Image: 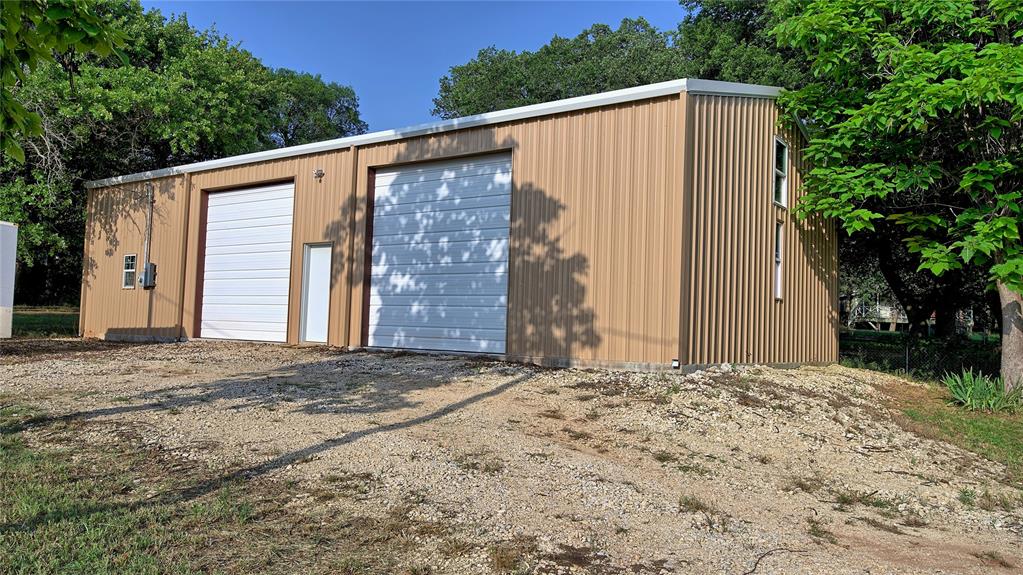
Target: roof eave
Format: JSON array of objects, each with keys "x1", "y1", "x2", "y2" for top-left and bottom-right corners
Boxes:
[{"x1": 85, "y1": 78, "x2": 782, "y2": 189}]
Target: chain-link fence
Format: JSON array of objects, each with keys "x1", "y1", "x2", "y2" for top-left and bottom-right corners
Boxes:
[{"x1": 838, "y1": 332, "x2": 1001, "y2": 380}]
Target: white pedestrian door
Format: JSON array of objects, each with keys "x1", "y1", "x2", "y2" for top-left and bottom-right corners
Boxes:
[
  {"x1": 369, "y1": 153, "x2": 512, "y2": 353},
  {"x1": 301, "y1": 244, "x2": 331, "y2": 343},
  {"x1": 200, "y1": 182, "x2": 294, "y2": 342}
]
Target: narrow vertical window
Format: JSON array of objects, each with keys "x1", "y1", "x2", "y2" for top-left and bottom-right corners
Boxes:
[
  {"x1": 774, "y1": 137, "x2": 788, "y2": 206},
  {"x1": 774, "y1": 222, "x2": 783, "y2": 300},
  {"x1": 123, "y1": 254, "x2": 137, "y2": 289}
]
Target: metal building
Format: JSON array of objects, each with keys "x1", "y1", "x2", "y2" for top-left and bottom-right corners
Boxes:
[{"x1": 81, "y1": 79, "x2": 838, "y2": 369}]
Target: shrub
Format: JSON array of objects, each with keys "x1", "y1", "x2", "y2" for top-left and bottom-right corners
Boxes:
[{"x1": 942, "y1": 369, "x2": 1022, "y2": 413}]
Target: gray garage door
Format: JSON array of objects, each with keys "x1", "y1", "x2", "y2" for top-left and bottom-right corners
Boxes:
[{"x1": 368, "y1": 154, "x2": 511, "y2": 353}]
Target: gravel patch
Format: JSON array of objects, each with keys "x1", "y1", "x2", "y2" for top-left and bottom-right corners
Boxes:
[{"x1": 2, "y1": 339, "x2": 1020, "y2": 574}]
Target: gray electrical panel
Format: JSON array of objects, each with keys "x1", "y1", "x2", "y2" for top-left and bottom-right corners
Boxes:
[{"x1": 140, "y1": 262, "x2": 157, "y2": 289}]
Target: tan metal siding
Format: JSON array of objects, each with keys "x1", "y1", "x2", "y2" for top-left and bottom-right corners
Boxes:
[
  {"x1": 185, "y1": 149, "x2": 356, "y2": 346},
  {"x1": 350, "y1": 96, "x2": 684, "y2": 365},
  {"x1": 681, "y1": 95, "x2": 838, "y2": 365},
  {"x1": 81, "y1": 90, "x2": 837, "y2": 367},
  {"x1": 80, "y1": 174, "x2": 188, "y2": 340}
]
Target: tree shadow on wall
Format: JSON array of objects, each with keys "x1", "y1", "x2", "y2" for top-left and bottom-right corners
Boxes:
[
  {"x1": 795, "y1": 210, "x2": 840, "y2": 339},
  {"x1": 7, "y1": 130, "x2": 608, "y2": 530},
  {"x1": 80, "y1": 178, "x2": 180, "y2": 292},
  {"x1": 332, "y1": 132, "x2": 600, "y2": 362}
]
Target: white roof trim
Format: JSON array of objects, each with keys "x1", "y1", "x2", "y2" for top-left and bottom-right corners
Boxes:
[
  {"x1": 684, "y1": 79, "x2": 782, "y2": 98},
  {"x1": 86, "y1": 78, "x2": 781, "y2": 189}
]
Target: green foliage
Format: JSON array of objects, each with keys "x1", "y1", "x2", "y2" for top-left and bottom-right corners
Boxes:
[
  {"x1": 1, "y1": 1, "x2": 366, "y2": 305},
  {"x1": 674, "y1": 0, "x2": 810, "y2": 88},
  {"x1": 942, "y1": 369, "x2": 1022, "y2": 412},
  {"x1": 0, "y1": 167, "x2": 74, "y2": 267},
  {"x1": 432, "y1": 18, "x2": 681, "y2": 119},
  {"x1": 270, "y1": 68, "x2": 368, "y2": 147},
  {"x1": 772, "y1": 0, "x2": 1023, "y2": 294},
  {"x1": 432, "y1": 1, "x2": 810, "y2": 118},
  {"x1": 0, "y1": 0, "x2": 126, "y2": 162}
]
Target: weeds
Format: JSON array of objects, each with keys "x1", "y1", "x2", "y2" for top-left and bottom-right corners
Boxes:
[
  {"x1": 973, "y1": 551, "x2": 1015, "y2": 569},
  {"x1": 900, "y1": 515, "x2": 929, "y2": 528},
  {"x1": 805, "y1": 517, "x2": 838, "y2": 544},
  {"x1": 678, "y1": 494, "x2": 728, "y2": 531},
  {"x1": 959, "y1": 488, "x2": 977, "y2": 507},
  {"x1": 678, "y1": 494, "x2": 714, "y2": 514},
  {"x1": 785, "y1": 475, "x2": 823, "y2": 494},
  {"x1": 454, "y1": 450, "x2": 505, "y2": 474},
  {"x1": 676, "y1": 459, "x2": 713, "y2": 477},
  {"x1": 652, "y1": 450, "x2": 678, "y2": 464},
  {"x1": 942, "y1": 370, "x2": 1022, "y2": 413},
  {"x1": 562, "y1": 427, "x2": 592, "y2": 441},
  {"x1": 978, "y1": 489, "x2": 1021, "y2": 512},
  {"x1": 858, "y1": 516, "x2": 904, "y2": 535},
  {"x1": 830, "y1": 488, "x2": 898, "y2": 512},
  {"x1": 539, "y1": 408, "x2": 565, "y2": 420},
  {"x1": 489, "y1": 535, "x2": 538, "y2": 573},
  {"x1": 439, "y1": 538, "x2": 473, "y2": 557}
]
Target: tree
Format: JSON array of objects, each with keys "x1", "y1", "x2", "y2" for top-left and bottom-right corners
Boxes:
[
  {"x1": 1, "y1": 0, "x2": 126, "y2": 163},
  {"x1": 432, "y1": 18, "x2": 680, "y2": 118},
  {"x1": 431, "y1": 2, "x2": 812, "y2": 119},
  {"x1": 1, "y1": 1, "x2": 368, "y2": 305},
  {"x1": 270, "y1": 69, "x2": 368, "y2": 147},
  {"x1": 772, "y1": 0, "x2": 1023, "y2": 387},
  {"x1": 673, "y1": 0, "x2": 809, "y2": 89}
]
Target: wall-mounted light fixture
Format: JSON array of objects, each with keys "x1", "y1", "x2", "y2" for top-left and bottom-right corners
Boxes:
[{"x1": 313, "y1": 168, "x2": 325, "y2": 181}]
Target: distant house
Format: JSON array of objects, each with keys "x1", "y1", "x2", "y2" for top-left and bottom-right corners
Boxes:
[
  {"x1": 80, "y1": 79, "x2": 837, "y2": 369},
  {"x1": 842, "y1": 294, "x2": 909, "y2": 331}
]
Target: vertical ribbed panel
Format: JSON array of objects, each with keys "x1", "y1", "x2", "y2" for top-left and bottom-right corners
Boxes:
[
  {"x1": 351, "y1": 96, "x2": 684, "y2": 365},
  {"x1": 80, "y1": 174, "x2": 188, "y2": 340},
  {"x1": 185, "y1": 149, "x2": 355, "y2": 346},
  {"x1": 83, "y1": 91, "x2": 836, "y2": 366},
  {"x1": 681, "y1": 95, "x2": 838, "y2": 365}
]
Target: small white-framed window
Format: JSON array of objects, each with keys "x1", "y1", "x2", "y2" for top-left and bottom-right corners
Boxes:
[
  {"x1": 774, "y1": 222, "x2": 783, "y2": 300},
  {"x1": 774, "y1": 137, "x2": 788, "y2": 207},
  {"x1": 122, "y1": 254, "x2": 137, "y2": 289}
]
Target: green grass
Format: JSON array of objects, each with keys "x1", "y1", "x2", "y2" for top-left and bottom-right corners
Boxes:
[
  {"x1": 885, "y1": 382, "x2": 1023, "y2": 484},
  {"x1": 902, "y1": 404, "x2": 1023, "y2": 482},
  {"x1": 11, "y1": 307, "x2": 79, "y2": 337},
  {"x1": 0, "y1": 404, "x2": 438, "y2": 574},
  {"x1": 0, "y1": 405, "x2": 234, "y2": 574}
]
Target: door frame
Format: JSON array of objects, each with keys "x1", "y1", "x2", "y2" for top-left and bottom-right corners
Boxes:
[
  {"x1": 300, "y1": 242, "x2": 333, "y2": 343},
  {"x1": 194, "y1": 179, "x2": 295, "y2": 339},
  {"x1": 361, "y1": 152, "x2": 514, "y2": 353}
]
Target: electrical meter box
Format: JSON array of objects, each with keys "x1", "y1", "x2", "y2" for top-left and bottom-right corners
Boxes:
[{"x1": 140, "y1": 262, "x2": 157, "y2": 289}]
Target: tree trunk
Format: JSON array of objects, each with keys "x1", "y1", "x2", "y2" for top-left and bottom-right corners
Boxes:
[{"x1": 997, "y1": 281, "x2": 1023, "y2": 391}]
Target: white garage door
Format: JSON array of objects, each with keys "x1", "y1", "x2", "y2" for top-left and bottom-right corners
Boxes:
[
  {"x1": 369, "y1": 154, "x2": 511, "y2": 353},
  {"x1": 201, "y1": 182, "x2": 294, "y2": 342}
]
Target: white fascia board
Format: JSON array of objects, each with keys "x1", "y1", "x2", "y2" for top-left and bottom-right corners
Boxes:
[
  {"x1": 86, "y1": 78, "x2": 780, "y2": 189},
  {"x1": 683, "y1": 79, "x2": 782, "y2": 98}
]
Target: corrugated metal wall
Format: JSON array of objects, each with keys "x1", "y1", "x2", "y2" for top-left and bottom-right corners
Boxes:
[
  {"x1": 80, "y1": 174, "x2": 188, "y2": 340},
  {"x1": 185, "y1": 149, "x2": 355, "y2": 345},
  {"x1": 680, "y1": 95, "x2": 838, "y2": 365},
  {"x1": 352, "y1": 95, "x2": 684, "y2": 365},
  {"x1": 82, "y1": 91, "x2": 836, "y2": 367}
]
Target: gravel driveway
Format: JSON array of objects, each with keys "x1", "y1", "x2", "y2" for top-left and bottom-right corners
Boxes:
[{"x1": 2, "y1": 339, "x2": 1020, "y2": 574}]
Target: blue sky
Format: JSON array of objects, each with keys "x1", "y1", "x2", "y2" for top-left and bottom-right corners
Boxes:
[{"x1": 141, "y1": 1, "x2": 686, "y2": 130}]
